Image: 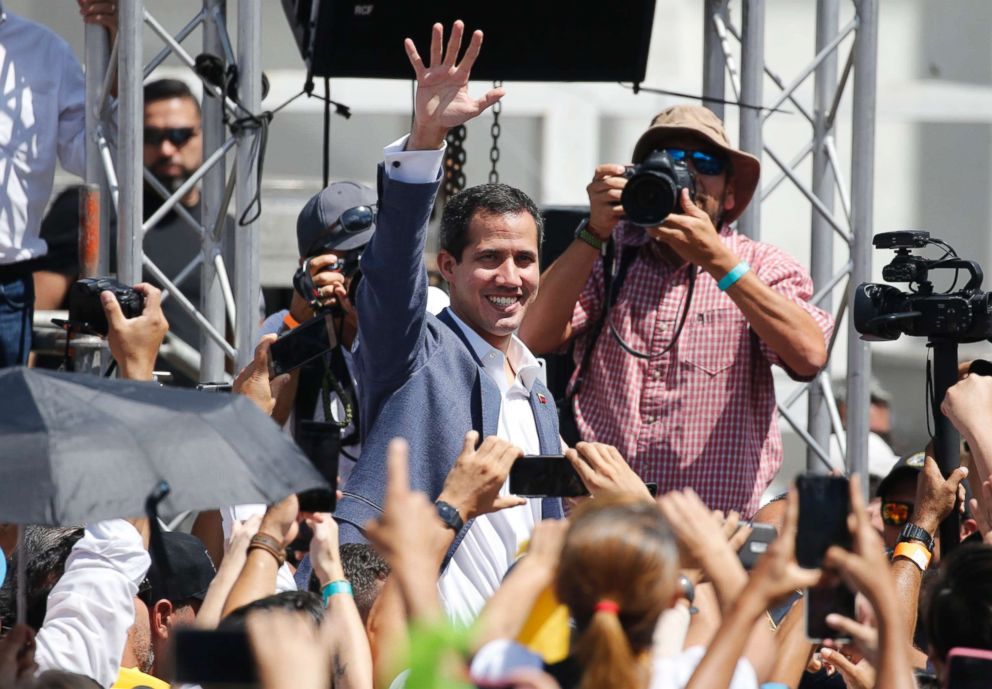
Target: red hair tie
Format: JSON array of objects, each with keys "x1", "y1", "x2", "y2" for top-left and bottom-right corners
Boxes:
[{"x1": 595, "y1": 599, "x2": 620, "y2": 615}]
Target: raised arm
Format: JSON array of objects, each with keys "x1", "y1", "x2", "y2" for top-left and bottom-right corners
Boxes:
[{"x1": 356, "y1": 21, "x2": 503, "y2": 385}]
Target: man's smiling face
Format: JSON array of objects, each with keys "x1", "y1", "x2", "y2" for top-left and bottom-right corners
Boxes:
[{"x1": 437, "y1": 209, "x2": 540, "y2": 351}]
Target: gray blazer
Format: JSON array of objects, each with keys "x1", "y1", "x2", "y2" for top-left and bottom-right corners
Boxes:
[{"x1": 334, "y1": 167, "x2": 563, "y2": 551}]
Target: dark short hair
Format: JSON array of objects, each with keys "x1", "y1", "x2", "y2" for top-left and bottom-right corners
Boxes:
[
  {"x1": 341, "y1": 544, "x2": 390, "y2": 618},
  {"x1": 0, "y1": 526, "x2": 84, "y2": 630},
  {"x1": 144, "y1": 78, "x2": 201, "y2": 114},
  {"x1": 925, "y1": 543, "x2": 992, "y2": 662},
  {"x1": 220, "y1": 591, "x2": 324, "y2": 630},
  {"x1": 439, "y1": 184, "x2": 543, "y2": 262}
]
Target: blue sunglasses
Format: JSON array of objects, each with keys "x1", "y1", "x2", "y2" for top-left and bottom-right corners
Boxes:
[{"x1": 664, "y1": 148, "x2": 727, "y2": 176}]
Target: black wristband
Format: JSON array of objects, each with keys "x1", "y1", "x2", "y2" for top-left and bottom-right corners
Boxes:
[{"x1": 435, "y1": 500, "x2": 465, "y2": 533}]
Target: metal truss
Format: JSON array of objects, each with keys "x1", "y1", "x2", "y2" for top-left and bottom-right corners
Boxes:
[
  {"x1": 703, "y1": 0, "x2": 879, "y2": 487},
  {"x1": 84, "y1": 0, "x2": 262, "y2": 379}
]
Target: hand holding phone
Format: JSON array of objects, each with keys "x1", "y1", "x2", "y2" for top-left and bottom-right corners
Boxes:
[
  {"x1": 269, "y1": 312, "x2": 337, "y2": 377},
  {"x1": 795, "y1": 474, "x2": 851, "y2": 569},
  {"x1": 510, "y1": 455, "x2": 589, "y2": 498}
]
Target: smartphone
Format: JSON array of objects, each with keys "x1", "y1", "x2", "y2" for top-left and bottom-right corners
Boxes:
[
  {"x1": 295, "y1": 420, "x2": 339, "y2": 512},
  {"x1": 510, "y1": 455, "x2": 589, "y2": 498},
  {"x1": 268, "y1": 312, "x2": 336, "y2": 377},
  {"x1": 172, "y1": 628, "x2": 257, "y2": 684},
  {"x1": 795, "y1": 474, "x2": 851, "y2": 569},
  {"x1": 945, "y1": 648, "x2": 992, "y2": 689},
  {"x1": 738, "y1": 523, "x2": 777, "y2": 570},
  {"x1": 805, "y1": 580, "x2": 856, "y2": 642}
]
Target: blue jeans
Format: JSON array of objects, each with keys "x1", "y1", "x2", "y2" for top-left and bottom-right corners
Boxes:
[{"x1": 0, "y1": 273, "x2": 34, "y2": 367}]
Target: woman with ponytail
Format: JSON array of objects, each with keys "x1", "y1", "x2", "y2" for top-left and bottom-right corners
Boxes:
[{"x1": 470, "y1": 497, "x2": 761, "y2": 689}]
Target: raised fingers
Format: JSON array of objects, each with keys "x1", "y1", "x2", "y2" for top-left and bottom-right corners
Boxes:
[
  {"x1": 454, "y1": 29, "x2": 485, "y2": 80},
  {"x1": 429, "y1": 22, "x2": 444, "y2": 68},
  {"x1": 443, "y1": 20, "x2": 464, "y2": 67},
  {"x1": 404, "y1": 38, "x2": 425, "y2": 79}
]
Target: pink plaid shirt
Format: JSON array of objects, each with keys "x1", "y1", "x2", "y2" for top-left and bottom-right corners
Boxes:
[{"x1": 569, "y1": 223, "x2": 833, "y2": 517}]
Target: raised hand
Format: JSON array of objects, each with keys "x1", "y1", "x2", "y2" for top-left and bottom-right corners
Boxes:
[{"x1": 405, "y1": 21, "x2": 505, "y2": 150}]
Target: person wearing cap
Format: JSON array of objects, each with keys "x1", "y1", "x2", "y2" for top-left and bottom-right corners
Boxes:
[
  {"x1": 520, "y1": 105, "x2": 834, "y2": 518},
  {"x1": 114, "y1": 531, "x2": 215, "y2": 689}
]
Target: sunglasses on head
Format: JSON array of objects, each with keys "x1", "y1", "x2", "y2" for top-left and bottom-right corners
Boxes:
[
  {"x1": 663, "y1": 148, "x2": 727, "y2": 176},
  {"x1": 144, "y1": 127, "x2": 197, "y2": 147},
  {"x1": 305, "y1": 204, "x2": 376, "y2": 257},
  {"x1": 881, "y1": 500, "x2": 914, "y2": 526}
]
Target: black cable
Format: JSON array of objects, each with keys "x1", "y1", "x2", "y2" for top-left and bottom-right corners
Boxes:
[
  {"x1": 925, "y1": 346, "x2": 935, "y2": 441},
  {"x1": 617, "y1": 82, "x2": 792, "y2": 115},
  {"x1": 609, "y1": 265, "x2": 697, "y2": 359},
  {"x1": 323, "y1": 76, "x2": 331, "y2": 188}
]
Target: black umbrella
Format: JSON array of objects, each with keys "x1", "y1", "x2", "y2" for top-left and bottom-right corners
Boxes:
[{"x1": 0, "y1": 367, "x2": 328, "y2": 525}]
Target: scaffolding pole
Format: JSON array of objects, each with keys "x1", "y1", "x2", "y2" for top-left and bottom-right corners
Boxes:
[
  {"x1": 703, "y1": 0, "x2": 728, "y2": 119},
  {"x1": 117, "y1": 0, "x2": 144, "y2": 286},
  {"x1": 235, "y1": 0, "x2": 262, "y2": 371},
  {"x1": 737, "y1": 0, "x2": 764, "y2": 241},
  {"x1": 847, "y1": 0, "x2": 879, "y2": 495},
  {"x1": 807, "y1": 0, "x2": 840, "y2": 472},
  {"x1": 200, "y1": 0, "x2": 228, "y2": 382}
]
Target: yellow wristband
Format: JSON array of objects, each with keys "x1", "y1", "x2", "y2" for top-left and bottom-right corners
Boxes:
[{"x1": 893, "y1": 541, "x2": 931, "y2": 571}]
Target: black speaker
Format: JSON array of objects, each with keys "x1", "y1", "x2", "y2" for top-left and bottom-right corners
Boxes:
[
  {"x1": 539, "y1": 205, "x2": 589, "y2": 401},
  {"x1": 281, "y1": 0, "x2": 656, "y2": 83}
]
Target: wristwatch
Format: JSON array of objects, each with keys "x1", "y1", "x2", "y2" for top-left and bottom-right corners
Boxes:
[
  {"x1": 678, "y1": 574, "x2": 699, "y2": 615},
  {"x1": 574, "y1": 218, "x2": 605, "y2": 251},
  {"x1": 435, "y1": 500, "x2": 465, "y2": 533},
  {"x1": 898, "y1": 522, "x2": 935, "y2": 553}
]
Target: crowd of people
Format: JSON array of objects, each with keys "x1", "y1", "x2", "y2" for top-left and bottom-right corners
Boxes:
[{"x1": 2, "y1": 5, "x2": 992, "y2": 689}]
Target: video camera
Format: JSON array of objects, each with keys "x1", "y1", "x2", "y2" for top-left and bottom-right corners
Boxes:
[
  {"x1": 620, "y1": 150, "x2": 697, "y2": 227},
  {"x1": 853, "y1": 231, "x2": 992, "y2": 343}
]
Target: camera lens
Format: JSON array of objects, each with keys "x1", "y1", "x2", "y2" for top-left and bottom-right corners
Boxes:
[{"x1": 622, "y1": 172, "x2": 678, "y2": 227}]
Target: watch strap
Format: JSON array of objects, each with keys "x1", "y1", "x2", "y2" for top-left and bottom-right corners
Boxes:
[
  {"x1": 435, "y1": 500, "x2": 465, "y2": 532},
  {"x1": 574, "y1": 218, "x2": 605, "y2": 251},
  {"x1": 898, "y1": 522, "x2": 935, "y2": 552}
]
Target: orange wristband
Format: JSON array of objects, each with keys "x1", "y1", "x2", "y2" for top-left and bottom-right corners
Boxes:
[
  {"x1": 893, "y1": 541, "x2": 931, "y2": 571},
  {"x1": 282, "y1": 312, "x2": 301, "y2": 331}
]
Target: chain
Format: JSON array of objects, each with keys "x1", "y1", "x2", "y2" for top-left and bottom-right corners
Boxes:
[
  {"x1": 488, "y1": 80, "x2": 502, "y2": 184},
  {"x1": 443, "y1": 125, "x2": 468, "y2": 199}
]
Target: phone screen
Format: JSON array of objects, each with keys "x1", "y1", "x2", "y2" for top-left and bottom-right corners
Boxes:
[
  {"x1": 510, "y1": 455, "x2": 589, "y2": 498},
  {"x1": 269, "y1": 312, "x2": 336, "y2": 377},
  {"x1": 795, "y1": 474, "x2": 851, "y2": 569},
  {"x1": 946, "y1": 650, "x2": 992, "y2": 689},
  {"x1": 805, "y1": 581, "x2": 856, "y2": 642},
  {"x1": 172, "y1": 628, "x2": 257, "y2": 685}
]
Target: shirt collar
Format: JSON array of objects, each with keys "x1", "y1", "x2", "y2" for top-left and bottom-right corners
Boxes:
[{"x1": 443, "y1": 308, "x2": 542, "y2": 390}]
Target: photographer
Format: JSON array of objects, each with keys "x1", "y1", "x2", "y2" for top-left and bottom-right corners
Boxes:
[{"x1": 520, "y1": 105, "x2": 833, "y2": 517}]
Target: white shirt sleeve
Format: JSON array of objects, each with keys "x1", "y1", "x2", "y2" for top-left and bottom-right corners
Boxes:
[
  {"x1": 56, "y1": 44, "x2": 86, "y2": 177},
  {"x1": 383, "y1": 135, "x2": 445, "y2": 184},
  {"x1": 34, "y1": 520, "x2": 151, "y2": 689}
]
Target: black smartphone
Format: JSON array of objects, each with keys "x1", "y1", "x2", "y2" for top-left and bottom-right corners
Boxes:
[
  {"x1": 738, "y1": 523, "x2": 777, "y2": 570},
  {"x1": 295, "y1": 420, "x2": 339, "y2": 513},
  {"x1": 510, "y1": 455, "x2": 589, "y2": 498},
  {"x1": 805, "y1": 580, "x2": 856, "y2": 642},
  {"x1": 945, "y1": 648, "x2": 992, "y2": 689},
  {"x1": 795, "y1": 474, "x2": 851, "y2": 569},
  {"x1": 269, "y1": 312, "x2": 336, "y2": 377},
  {"x1": 172, "y1": 628, "x2": 257, "y2": 685}
]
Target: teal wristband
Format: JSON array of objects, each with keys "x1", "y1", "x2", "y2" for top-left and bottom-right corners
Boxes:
[
  {"x1": 718, "y1": 261, "x2": 750, "y2": 291},
  {"x1": 321, "y1": 579, "x2": 353, "y2": 606}
]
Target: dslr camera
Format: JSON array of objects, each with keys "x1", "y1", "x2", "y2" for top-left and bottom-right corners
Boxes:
[
  {"x1": 853, "y1": 231, "x2": 992, "y2": 342},
  {"x1": 620, "y1": 150, "x2": 697, "y2": 227},
  {"x1": 66, "y1": 277, "x2": 144, "y2": 336}
]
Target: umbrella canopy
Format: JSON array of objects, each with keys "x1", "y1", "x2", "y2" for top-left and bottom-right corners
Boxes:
[{"x1": 0, "y1": 367, "x2": 328, "y2": 525}]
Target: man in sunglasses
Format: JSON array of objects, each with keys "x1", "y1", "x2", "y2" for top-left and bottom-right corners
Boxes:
[
  {"x1": 520, "y1": 105, "x2": 834, "y2": 519},
  {"x1": 36, "y1": 79, "x2": 237, "y2": 383}
]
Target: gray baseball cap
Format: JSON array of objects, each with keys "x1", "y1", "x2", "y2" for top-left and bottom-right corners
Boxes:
[{"x1": 296, "y1": 181, "x2": 377, "y2": 257}]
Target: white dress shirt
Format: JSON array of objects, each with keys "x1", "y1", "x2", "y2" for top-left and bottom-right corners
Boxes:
[
  {"x1": 34, "y1": 520, "x2": 151, "y2": 689},
  {"x1": 382, "y1": 135, "x2": 545, "y2": 624},
  {"x1": 0, "y1": 10, "x2": 86, "y2": 264}
]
